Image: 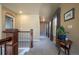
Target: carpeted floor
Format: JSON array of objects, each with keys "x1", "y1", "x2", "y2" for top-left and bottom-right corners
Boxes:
[
  {"x1": 26, "y1": 36, "x2": 79, "y2": 55},
  {"x1": 26, "y1": 36, "x2": 58, "y2": 55},
  {"x1": 1, "y1": 36, "x2": 79, "y2": 55}
]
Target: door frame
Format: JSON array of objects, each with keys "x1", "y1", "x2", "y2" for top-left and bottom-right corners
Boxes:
[{"x1": 51, "y1": 7, "x2": 61, "y2": 41}]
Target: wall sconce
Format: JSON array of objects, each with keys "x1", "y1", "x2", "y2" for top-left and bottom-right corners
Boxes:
[{"x1": 68, "y1": 25, "x2": 72, "y2": 29}]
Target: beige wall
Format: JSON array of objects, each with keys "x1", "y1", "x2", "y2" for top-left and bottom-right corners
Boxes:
[
  {"x1": 2, "y1": 6, "x2": 17, "y2": 30},
  {"x1": 16, "y1": 14, "x2": 40, "y2": 41},
  {"x1": 0, "y1": 5, "x2": 17, "y2": 39},
  {"x1": 60, "y1": 4, "x2": 79, "y2": 50},
  {"x1": 0, "y1": 4, "x2": 2, "y2": 39},
  {"x1": 0, "y1": 5, "x2": 40, "y2": 41}
]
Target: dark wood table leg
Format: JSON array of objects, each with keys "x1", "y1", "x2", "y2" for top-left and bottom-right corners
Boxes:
[
  {"x1": 4, "y1": 43, "x2": 6, "y2": 55},
  {"x1": 58, "y1": 46, "x2": 61, "y2": 55},
  {"x1": 67, "y1": 49, "x2": 70, "y2": 55},
  {"x1": 0, "y1": 45, "x2": 2, "y2": 55}
]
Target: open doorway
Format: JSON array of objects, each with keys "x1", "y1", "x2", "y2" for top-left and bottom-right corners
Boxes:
[{"x1": 40, "y1": 22, "x2": 46, "y2": 36}]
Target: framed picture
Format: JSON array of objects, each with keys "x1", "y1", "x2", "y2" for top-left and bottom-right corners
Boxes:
[{"x1": 64, "y1": 8, "x2": 75, "y2": 21}]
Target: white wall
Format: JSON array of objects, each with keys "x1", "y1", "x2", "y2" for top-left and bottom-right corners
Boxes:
[
  {"x1": 16, "y1": 14, "x2": 40, "y2": 41},
  {"x1": 0, "y1": 4, "x2": 2, "y2": 39}
]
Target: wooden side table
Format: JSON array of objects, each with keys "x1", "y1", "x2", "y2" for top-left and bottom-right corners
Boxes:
[{"x1": 56, "y1": 39, "x2": 72, "y2": 55}]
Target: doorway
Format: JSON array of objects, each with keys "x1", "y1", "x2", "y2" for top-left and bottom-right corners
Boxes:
[{"x1": 40, "y1": 22, "x2": 47, "y2": 36}]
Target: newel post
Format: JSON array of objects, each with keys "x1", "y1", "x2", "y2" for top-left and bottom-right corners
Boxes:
[{"x1": 30, "y1": 29, "x2": 33, "y2": 48}]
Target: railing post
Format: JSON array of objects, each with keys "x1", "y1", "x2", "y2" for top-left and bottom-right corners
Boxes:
[
  {"x1": 3, "y1": 29, "x2": 18, "y2": 55},
  {"x1": 30, "y1": 29, "x2": 33, "y2": 48}
]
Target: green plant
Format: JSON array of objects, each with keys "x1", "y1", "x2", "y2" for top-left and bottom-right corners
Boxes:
[{"x1": 56, "y1": 26, "x2": 67, "y2": 36}]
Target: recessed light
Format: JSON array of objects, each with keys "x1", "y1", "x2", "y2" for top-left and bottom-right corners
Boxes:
[
  {"x1": 19, "y1": 11, "x2": 23, "y2": 14},
  {"x1": 42, "y1": 17, "x2": 45, "y2": 22}
]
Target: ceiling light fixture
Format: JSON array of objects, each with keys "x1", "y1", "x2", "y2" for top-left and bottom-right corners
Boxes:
[
  {"x1": 19, "y1": 11, "x2": 23, "y2": 14},
  {"x1": 42, "y1": 17, "x2": 45, "y2": 22}
]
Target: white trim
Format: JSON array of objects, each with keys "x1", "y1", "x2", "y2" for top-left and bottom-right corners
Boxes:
[
  {"x1": 18, "y1": 39, "x2": 40, "y2": 42},
  {"x1": 5, "y1": 14, "x2": 15, "y2": 28},
  {"x1": 5, "y1": 14, "x2": 14, "y2": 18}
]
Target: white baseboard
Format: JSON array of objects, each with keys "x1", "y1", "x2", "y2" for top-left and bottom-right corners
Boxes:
[{"x1": 18, "y1": 38, "x2": 40, "y2": 42}]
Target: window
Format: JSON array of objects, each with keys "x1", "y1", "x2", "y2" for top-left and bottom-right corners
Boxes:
[{"x1": 5, "y1": 16, "x2": 13, "y2": 29}]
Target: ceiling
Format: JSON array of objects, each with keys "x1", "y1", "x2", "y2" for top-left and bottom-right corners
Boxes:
[{"x1": 2, "y1": 3, "x2": 60, "y2": 22}]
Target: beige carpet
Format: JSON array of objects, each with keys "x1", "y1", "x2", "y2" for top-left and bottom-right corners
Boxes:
[
  {"x1": 25, "y1": 36, "x2": 79, "y2": 55},
  {"x1": 26, "y1": 36, "x2": 58, "y2": 55}
]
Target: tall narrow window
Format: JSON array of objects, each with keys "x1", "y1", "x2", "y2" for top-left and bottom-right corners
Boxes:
[{"x1": 5, "y1": 16, "x2": 13, "y2": 29}]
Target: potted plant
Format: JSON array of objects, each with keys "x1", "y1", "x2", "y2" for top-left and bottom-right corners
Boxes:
[{"x1": 56, "y1": 26, "x2": 68, "y2": 41}]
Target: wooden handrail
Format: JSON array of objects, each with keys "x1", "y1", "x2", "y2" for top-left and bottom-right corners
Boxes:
[
  {"x1": 0, "y1": 35, "x2": 13, "y2": 55},
  {"x1": 18, "y1": 31, "x2": 30, "y2": 33},
  {"x1": 2, "y1": 29, "x2": 18, "y2": 55},
  {"x1": 18, "y1": 29, "x2": 33, "y2": 48},
  {"x1": 0, "y1": 35, "x2": 12, "y2": 45},
  {"x1": 0, "y1": 29, "x2": 33, "y2": 55}
]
